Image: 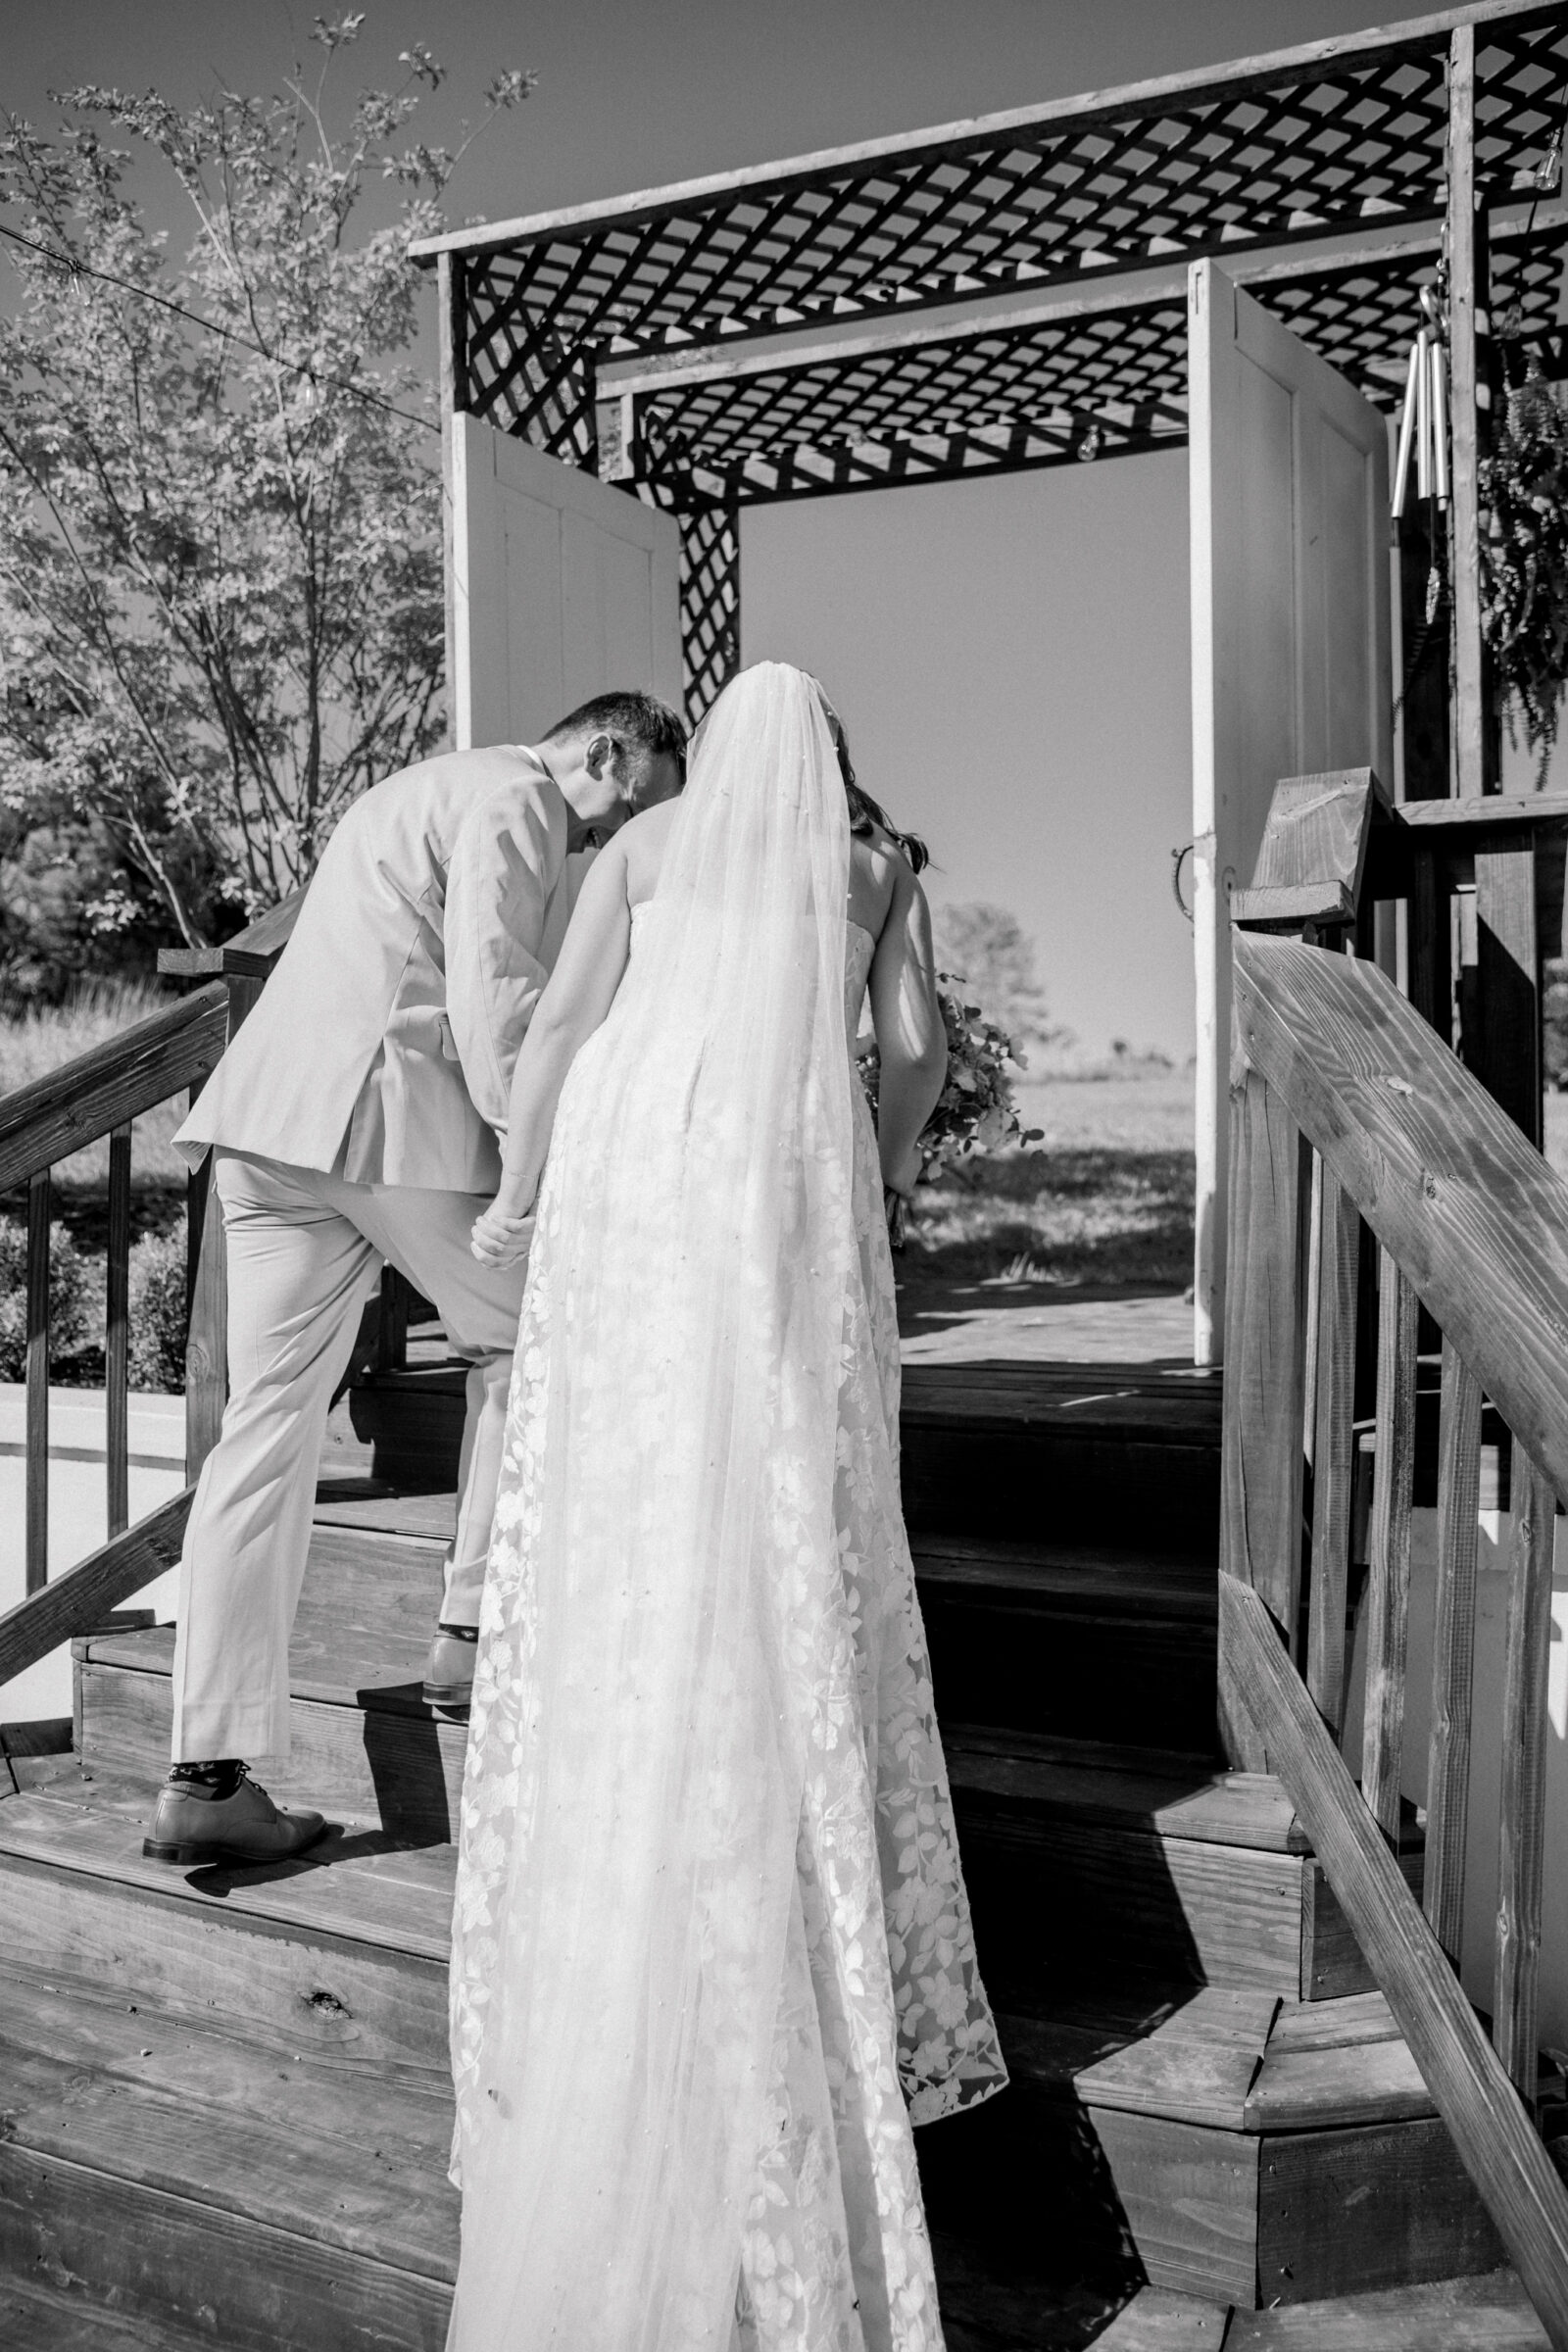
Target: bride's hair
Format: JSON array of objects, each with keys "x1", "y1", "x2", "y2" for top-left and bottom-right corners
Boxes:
[{"x1": 825, "y1": 719, "x2": 929, "y2": 876}]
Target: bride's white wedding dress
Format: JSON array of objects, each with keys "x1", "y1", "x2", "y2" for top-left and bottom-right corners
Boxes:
[{"x1": 446, "y1": 666, "x2": 1005, "y2": 2352}]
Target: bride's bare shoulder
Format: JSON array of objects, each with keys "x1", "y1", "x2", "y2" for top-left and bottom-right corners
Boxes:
[
  {"x1": 849, "y1": 824, "x2": 913, "y2": 942},
  {"x1": 621, "y1": 798, "x2": 680, "y2": 906}
]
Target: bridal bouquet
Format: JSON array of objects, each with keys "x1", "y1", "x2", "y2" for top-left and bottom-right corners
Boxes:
[{"x1": 858, "y1": 977, "x2": 1041, "y2": 1240}]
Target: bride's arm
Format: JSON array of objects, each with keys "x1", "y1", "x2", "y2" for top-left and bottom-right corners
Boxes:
[
  {"x1": 866, "y1": 861, "x2": 947, "y2": 1196},
  {"x1": 470, "y1": 838, "x2": 634, "y2": 1264}
]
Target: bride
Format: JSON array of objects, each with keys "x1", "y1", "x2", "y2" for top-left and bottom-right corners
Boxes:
[{"x1": 447, "y1": 662, "x2": 1006, "y2": 2351}]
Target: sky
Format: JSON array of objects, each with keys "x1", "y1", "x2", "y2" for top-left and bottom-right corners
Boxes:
[{"x1": 2, "y1": 0, "x2": 1517, "y2": 1055}]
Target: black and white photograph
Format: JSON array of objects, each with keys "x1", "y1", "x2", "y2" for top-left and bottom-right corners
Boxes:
[{"x1": 4, "y1": 2, "x2": 1568, "y2": 2344}]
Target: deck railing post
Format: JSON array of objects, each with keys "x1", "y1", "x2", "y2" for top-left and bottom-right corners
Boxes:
[
  {"x1": 105, "y1": 1124, "x2": 132, "y2": 1541},
  {"x1": 1425, "y1": 1340, "x2": 1483, "y2": 1967},
  {"x1": 1495, "y1": 1446, "x2": 1557, "y2": 2102},
  {"x1": 24, "y1": 1168, "x2": 51, "y2": 1597},
  {"x1": 1218, "y1": 1057, "x2": 1309, "y2": 1765},
  {"x1": 1362, "y1": 1252, "x2": 1419, "y2": 1840},
  {"x1": 1305, "y1": 1164, "x2": 1359, "y2": 1733}
]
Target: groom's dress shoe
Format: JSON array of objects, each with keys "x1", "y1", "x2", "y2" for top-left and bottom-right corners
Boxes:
[
  {"x1": 422, "y1": 1624, "x2": 478, "y2": 1713},
  {"x1": 142, "y1": 1770, "x2": 326, "y2": 1866}
]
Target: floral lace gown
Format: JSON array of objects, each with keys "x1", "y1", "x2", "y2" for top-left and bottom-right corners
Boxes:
[{"x1": 451, "y1": 910, "x2": 1007, "y2": 2352}]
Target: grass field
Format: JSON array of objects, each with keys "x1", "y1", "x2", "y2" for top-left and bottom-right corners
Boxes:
[
  {"x1": 0, "y1": 982, "x2": 189, "y2": 1192},
  {"x1": 902, "y1": 1071, "x2": 1195, "y2": 1294}
]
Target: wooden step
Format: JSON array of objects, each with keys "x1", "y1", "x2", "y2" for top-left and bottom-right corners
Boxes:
[
  {"x1": 0, "y1": 1963, "x2": 453, "y2": 2352},
  {"x1": 1088, "y1": 2288, "x2": 1232, "y2": 2347},
  {"x1": 899, "y1": 1361, "x2": 1222, "y2": 1544},
  {"x1": 965, "y1": 1989, "x2": 1503, "y2": 2311},
  {"x1": 1224, "y1": 2268, "x2": 1546, "y2": 2348},
  {"x1": 74, "y1": 1500, "x2": 1225, "y2": 1832},
  {"x1": 334, "y1": 1357, "x2": 1226, "y2": 1547},
  {"x1": 914, "y1": 1534, "x2": 1219, "y2": 1752},
  {"x1": 0, "y1": 1768, "x2": 452, "y2": 2069},
  {"x1": 0, "y1": 2274, "x2": 226, "y2": 2350},
  {"x1": 75, "y1": 1504, "x2": 466, "y2": 1841},
  {"x1": 946, "y1": 1733, "x2": 1420, "y2": 2004}
]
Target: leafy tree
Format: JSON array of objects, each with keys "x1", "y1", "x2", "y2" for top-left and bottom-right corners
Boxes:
[
  {"x1": 931, "y1": 900, "x2": 1065, "y2": 1056},
  {"x1": 0, "y1": 19, "x2": 531, "y2": 977}
]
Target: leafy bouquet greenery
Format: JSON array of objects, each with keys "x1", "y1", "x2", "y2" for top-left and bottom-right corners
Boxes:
[
  {"x1": 1480, "y1": 362, "x2": 1568, "y2": 785},
  {"x1": 858, "y1": 977, "x2": 1042, "y2": 1243}
]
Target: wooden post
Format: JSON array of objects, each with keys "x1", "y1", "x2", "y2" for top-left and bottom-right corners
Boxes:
[
  {"x1": 1425, "y1": 1341, "x2": 1482, "y2": 1967},
  {"x1": 1362, "y1": 1252, "x2": 1418, "y2": 1840},
  {"x1": 377, "y1": 1268, "x2": 411, "y2": 1374},
  {"x1": 24, "y1": 1169, "x2": 51, "y2": 1597},
  {"x1": 439, "y1": 250, "x2": 466, "y2": 755},
  {"x1": 105, "y1": 1123, "x2": 131, "y2": 1541},
  {"x1": 1474, "y1": 833, "x2": 1543, "y2": 1148},
  {"x1": 1408, "y1": 843, "x2": 1453, "y2": 1049},
  {"x1": 1218, "y1": 1062, "x2": 1309, "y2": 1764},
  {"x1": 1495, "y1": 1446, "x2": 1556, "y2": 2103},
  {"x1": 1397, "y1": 509, "x2": 1451, "y2": 804},
  {"x1": 1305, "y1": 1166, "x2": 1359, "y2": 1733},
  {"x1": 1449, "y1": 24, "x2": 1491, "y2": 802}
]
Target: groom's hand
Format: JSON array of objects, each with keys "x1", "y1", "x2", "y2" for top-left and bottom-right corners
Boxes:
[{"x1": 470, "y1": 1203, "x2": 536, "y2": 1268}]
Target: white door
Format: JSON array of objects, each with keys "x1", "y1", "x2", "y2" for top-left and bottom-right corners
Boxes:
[
  {"x1": 449, "y1": 414, "x2": 683, "y2": 749},
  {"x1": 1188, "y1": 260, "x2": 1393, "y2": 1364}
]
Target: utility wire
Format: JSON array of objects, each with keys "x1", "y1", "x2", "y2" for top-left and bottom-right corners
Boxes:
[{"x1": 0, "y1": 219, "x2": 441, "y2": 435}]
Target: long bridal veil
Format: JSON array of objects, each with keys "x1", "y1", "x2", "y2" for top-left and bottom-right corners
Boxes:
[{"x1": 447, "y1": 664, "x2": 862, "y2": 2350}]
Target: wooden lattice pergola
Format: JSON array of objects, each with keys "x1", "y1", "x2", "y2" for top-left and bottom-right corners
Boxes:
[{"x1": 412, "y1": 0, "x2": 1568, "y2": 769}]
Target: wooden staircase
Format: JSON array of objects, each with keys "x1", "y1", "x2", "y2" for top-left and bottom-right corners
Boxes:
[{"x1": 0, "y1": 1347, "x2": 1546, "y2": 2347}]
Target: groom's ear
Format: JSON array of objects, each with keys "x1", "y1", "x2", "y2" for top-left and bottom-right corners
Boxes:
[{"x1": 582, "y1": 731, "x2": 617, "y2": 780}]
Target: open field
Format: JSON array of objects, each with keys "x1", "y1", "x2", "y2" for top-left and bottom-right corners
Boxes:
[
  {"x1": 901, "y1": 1071, "x2": 1195, "y2": 1295},
  {"x1": 0, "y1": 982, "x2": 189, "y2": 1190}
]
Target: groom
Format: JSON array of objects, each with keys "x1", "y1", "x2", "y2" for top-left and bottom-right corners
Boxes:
[{"x1": 144, "y1": 691, "x2": 686, "y2": 1867}]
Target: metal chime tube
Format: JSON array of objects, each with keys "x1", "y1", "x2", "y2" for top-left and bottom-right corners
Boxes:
[
  {"x1": 1392, "y1": 335, "x2": 1423, "y2": 519},
  {"x1": 1429, "y1": 335, "x2": 1450, "y2": 508},
  {"x1": 1416, "y1": 325, "x2": 1434, "y2": 503}
]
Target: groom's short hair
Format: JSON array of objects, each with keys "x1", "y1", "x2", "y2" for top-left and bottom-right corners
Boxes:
[{"x1": 545, "y1": 689, "x2": 687, "y2": 777}]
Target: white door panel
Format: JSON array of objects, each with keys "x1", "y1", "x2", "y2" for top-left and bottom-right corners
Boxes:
[
  {"x1": 1189, "y1": 260, "x2": 1392, "y2": 1364},
  {"x1": 450, "y1": 415, "x2": 682, "y2": 750}
]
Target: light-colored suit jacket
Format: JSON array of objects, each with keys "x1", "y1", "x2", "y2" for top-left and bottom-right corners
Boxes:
[{"x1": 175, "y1": 747, "x2": 572, "y2": 1194}]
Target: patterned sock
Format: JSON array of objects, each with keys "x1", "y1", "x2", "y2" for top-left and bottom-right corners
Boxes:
[{"x1": 168, "y1": 1759, "x2": 246, "y2": 1801}]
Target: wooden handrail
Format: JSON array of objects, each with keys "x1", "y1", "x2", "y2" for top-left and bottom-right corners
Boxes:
[
  {"x1": 1222, "y1": 1571, "x2": 1568, "y2": 2349},
  {"x1": 0, "y1": 1490, "x2": 193, "y2": 1693},
  {"x1": 1232, "y1": 930, "x2": 1568, "y2": 1508},
  {"x1": 156, "y1": 886, "x2": 306, "y2": 982},
  {"x1": 0, "y1": 984, "x2": 226, "y2": 1199}
]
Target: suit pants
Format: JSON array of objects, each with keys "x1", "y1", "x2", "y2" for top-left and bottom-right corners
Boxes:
[{"x1": 170, "y1": 1151, "x2": 526, "y2": 1762}]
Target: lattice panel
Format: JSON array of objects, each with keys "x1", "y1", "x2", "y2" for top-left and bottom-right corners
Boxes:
[
  {"x1": 449, "y1": 5, "x2": 1568, "y2": 383},
  {"x1": 459, "y1": 270, "x2": 598, "y2": 465},
  {"x1": 623, "y1": 221, "x2": 1568, "y2": 506},
  {"x1": 665, "y1": 502, "x2": 741, "y2": 723}
]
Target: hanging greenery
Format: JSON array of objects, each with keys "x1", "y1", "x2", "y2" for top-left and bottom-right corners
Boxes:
[{"x1": 1479, "y1": 362, "x2": 1568, "y2": 785}]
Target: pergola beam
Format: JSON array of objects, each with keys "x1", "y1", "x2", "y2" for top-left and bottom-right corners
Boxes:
[
  {"x1": 409, "y1": 0, "x2": 1554, "y2": 271},
  {"x1": 598, "y1": 226, "x2": 1480, "y2": 403}
]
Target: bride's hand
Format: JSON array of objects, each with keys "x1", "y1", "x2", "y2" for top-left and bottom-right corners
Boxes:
[{"x1": 471, "y1": 1200, "x2": 537, "y2": 1267}]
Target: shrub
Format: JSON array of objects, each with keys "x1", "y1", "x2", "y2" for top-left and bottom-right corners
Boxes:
[
  {"x1": 0, "y1": 1214, "x2": 95, "y2": 1380},
  {"x1": 127, "y1": 1227, "x2": 188, "y2": 1393}
]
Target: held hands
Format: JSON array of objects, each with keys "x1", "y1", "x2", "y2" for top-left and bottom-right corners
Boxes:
[
  {"x1": 882, "y1": 1141, "x2": 923, "y2": 1201},
  {"x1": 881, "y1": 1143, "x2": 923, "y2": 1251},
  {"x1": 470, "y1": 1199, "x2": 537, "y2": 1268}
]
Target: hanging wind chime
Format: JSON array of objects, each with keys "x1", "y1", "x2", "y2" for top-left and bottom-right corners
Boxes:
[{"x1": 1392, "y1": 283, "x2": 1451, "y2": 641}]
